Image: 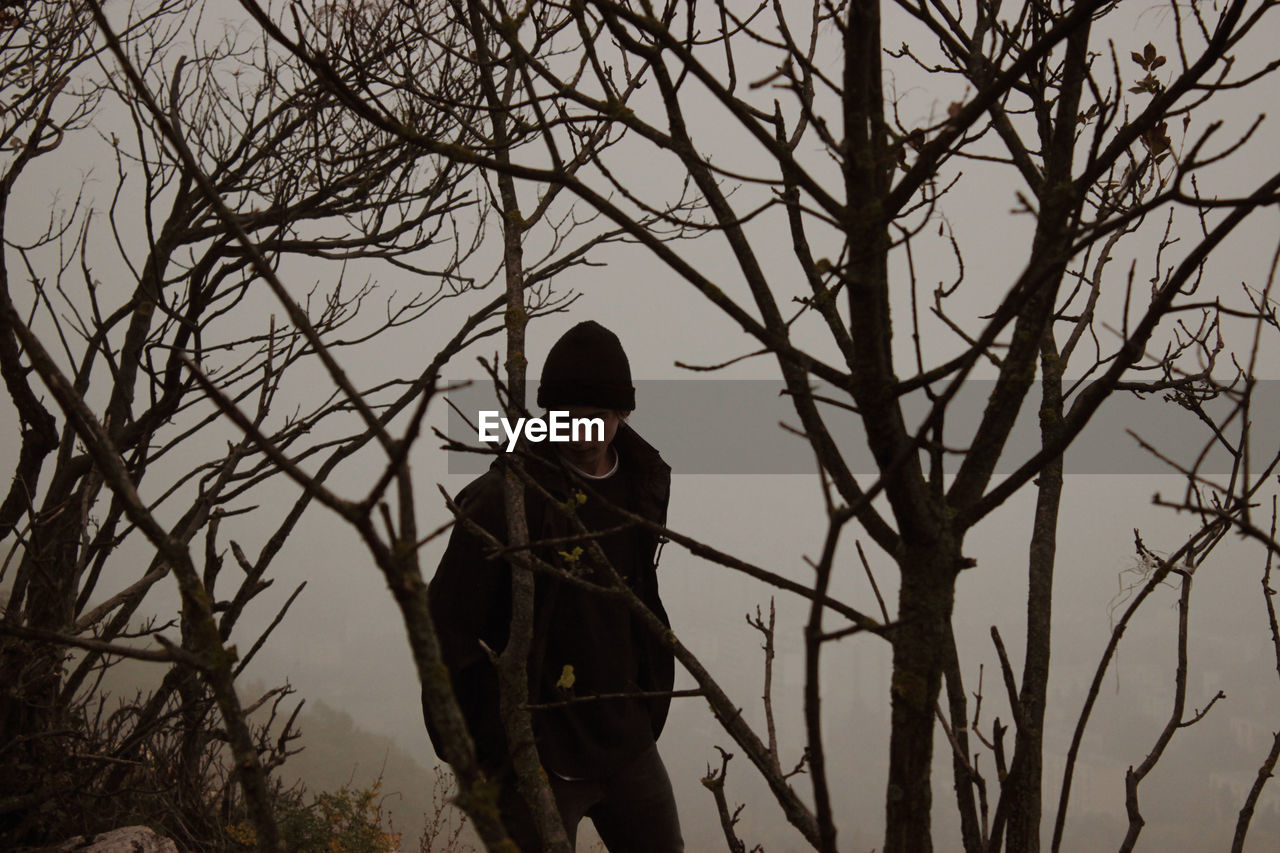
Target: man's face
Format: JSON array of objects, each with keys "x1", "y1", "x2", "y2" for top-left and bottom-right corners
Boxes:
[{"x1": 563, "y1": 405, "x2": 621, "y2": 462}]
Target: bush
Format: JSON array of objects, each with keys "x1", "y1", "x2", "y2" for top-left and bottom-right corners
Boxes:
[{"x1": 228, "y1": 780, "x2": 401, "y2": 853}]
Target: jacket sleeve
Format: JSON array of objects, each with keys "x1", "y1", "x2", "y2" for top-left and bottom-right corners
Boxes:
[{"x1": 423, "y1": 480, "x2": 512, "y2": 767}]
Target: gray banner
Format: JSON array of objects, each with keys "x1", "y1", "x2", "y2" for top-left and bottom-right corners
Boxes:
[{"x1": 444, "y1": 379, "x2": 1275, "y2": 476}]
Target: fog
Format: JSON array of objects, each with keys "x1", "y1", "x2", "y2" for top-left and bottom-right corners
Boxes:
[
  {"x1": 5, "y1": 1, "x2": 1280, "y2": 851},
  {"x1": 233, "y1": 444, "x2": 1280, "y2": 850}
]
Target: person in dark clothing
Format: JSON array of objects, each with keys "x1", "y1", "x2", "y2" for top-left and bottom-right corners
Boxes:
[{"x1": 426, "y1": 321, "x2": 683, "y2": 852}]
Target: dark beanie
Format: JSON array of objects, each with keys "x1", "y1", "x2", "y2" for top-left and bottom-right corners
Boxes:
[{"x1": 537, "y1": 321, "x2": 636, "y2": 410}]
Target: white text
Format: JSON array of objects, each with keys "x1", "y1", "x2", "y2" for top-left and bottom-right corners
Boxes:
[{"x1": 477, "y1": 410, "x2": 604, "y2": 452}]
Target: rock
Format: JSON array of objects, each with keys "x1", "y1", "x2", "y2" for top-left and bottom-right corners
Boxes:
[{"x1": 52, "y1": 826, "x2": 179, "y2": 853}]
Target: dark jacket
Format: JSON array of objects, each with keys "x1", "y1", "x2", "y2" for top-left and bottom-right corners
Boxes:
[{"x1": 425, "y1": 423, "x2": 674, "y2": 778}]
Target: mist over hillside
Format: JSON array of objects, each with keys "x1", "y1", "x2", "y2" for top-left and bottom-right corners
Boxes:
[{"x1": 242, "y1": 473, "x2": 1280, "y2": 852}]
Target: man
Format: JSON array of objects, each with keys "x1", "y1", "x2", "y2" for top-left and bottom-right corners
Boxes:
[{"x1": 427, "y1": 321, "x2": 683, "y2": 852}]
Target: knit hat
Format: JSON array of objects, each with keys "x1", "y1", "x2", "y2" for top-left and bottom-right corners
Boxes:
[{"x1": 537, "y1": 321, "x2": 636, "y2": 410}]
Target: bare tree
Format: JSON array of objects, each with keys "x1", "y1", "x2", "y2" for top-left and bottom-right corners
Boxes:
[
  {"x1": 0, "y1": 0, "x2": 712, "y2": 849},
  {"x1": 0, "y1": 0, "x2": 520, "y2": 847},
  {"x1": 234, "y1": 0, "x2": 1280, "y2": 851},
  {"x1": 13, "y1": 0, "x2": 1247, "y2": 851},
  {"x1": 226, "y1": 3, "x2": 715, "y2": 849}
]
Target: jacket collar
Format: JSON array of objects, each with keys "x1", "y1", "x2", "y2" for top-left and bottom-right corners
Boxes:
[{"x1": 488, "y1": 420, "x2": 671, "y2": 517}]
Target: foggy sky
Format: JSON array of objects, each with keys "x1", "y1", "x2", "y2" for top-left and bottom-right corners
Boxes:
[{"x1": 4, "y1": 1, "x2": 1280, "y2": 851}]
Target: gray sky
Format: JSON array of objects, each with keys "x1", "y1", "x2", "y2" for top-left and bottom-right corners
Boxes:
[{"x1": 5, "y1": 1, "x2": 1280, "y2": 850}]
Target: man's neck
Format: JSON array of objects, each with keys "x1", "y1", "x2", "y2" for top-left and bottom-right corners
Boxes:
[{"x1": 564, "y1": 446, "x2": 618, "y2": 478}]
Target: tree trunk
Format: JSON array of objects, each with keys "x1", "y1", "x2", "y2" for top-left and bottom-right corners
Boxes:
[
  {"x1": 885, "y1": 543, "x2": 959, "y2": 853},
  {"x1": 1005, "y1": 346, "x2": 1064, "y2": 852},
  {"x1": 1, "y1": 492, "x2": 82, "y2": 737}
]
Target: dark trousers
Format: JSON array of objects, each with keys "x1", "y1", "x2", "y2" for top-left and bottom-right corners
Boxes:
[{"x1": 499, "y1": 743, "x2": 683, "y2": 852}]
